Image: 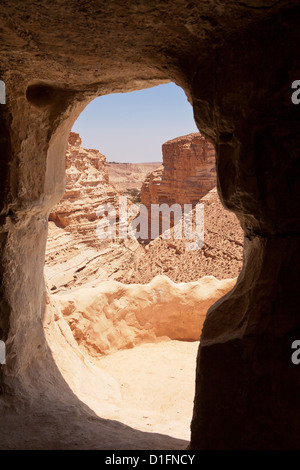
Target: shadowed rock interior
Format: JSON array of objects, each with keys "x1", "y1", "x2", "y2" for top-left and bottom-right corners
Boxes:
[{"x1": 0, "y1": 0, "x2": 299, "y2": 450}]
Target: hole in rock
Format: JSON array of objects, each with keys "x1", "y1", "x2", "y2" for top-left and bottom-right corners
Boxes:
[{"x1": 45, "y1": 83, "x2": 244, "y2": 440}]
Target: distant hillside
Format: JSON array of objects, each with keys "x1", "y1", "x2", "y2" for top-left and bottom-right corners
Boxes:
[
  {"x1": 107, "y1": 162, "x2": 162, "y2": 192},
  {"x1": 46, "y1": 133, "x2": 243, "y2": 293}
]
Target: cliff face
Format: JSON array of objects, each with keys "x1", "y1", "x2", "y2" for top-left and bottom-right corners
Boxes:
[
  {"x1": 141, "y1": 133, "x2": 216, "y2": 207},
  {"x1": 46, "y1": 132, "x2": 141, "y2": 291},
  {"x1": 1, "y1": 0, "x2": 298, "y2": 451},
  {"x1": 46, "y1": 132, "x2": 243, "y2": 291},
  {"x1": 49, "y1": 132, "x2": 114, "y2": 229}
]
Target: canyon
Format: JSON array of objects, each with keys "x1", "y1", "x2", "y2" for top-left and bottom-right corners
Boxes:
[
  {"x1": 107, "y1": 161, "x2": 161, "y2": 194},
  {"x1": 141, "y1": 132, "x2": 216, "y2": 207},
  {"x1": 46, "y1": 132, "x2": 243, "y2": 291},
  {"x1": 43, "y1": 131, "x2": 243, "y2": 442},
  {"x1": 1, "y1": 0, "x2": 298, "y2": 450}
]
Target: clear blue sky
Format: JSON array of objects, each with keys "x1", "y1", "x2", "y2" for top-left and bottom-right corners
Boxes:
[{"x1": 72, "y1": 82, "x2": 199, "y2": 163}]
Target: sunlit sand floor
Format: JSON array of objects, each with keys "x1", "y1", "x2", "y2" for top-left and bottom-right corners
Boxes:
[{"x1": 96, "y1": 339, "x2": 200, "y2": 441}]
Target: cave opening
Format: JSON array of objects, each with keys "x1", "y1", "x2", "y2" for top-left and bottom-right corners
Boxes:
[
  {"x1": 0, "y1": 0, "x2": 298, "y2": 450},
  {"x1": 44, "y1": 82, "x2": 244, "y2": 440}
]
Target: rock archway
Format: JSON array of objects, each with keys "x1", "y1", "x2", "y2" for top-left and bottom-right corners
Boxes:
[{"x1": 0, "y1": 0, "x2": 299, "y2": 449}]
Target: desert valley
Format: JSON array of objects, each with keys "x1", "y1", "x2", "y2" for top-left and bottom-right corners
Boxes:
[
  {"x1": 43, "y1": 131, "x2": 244, "y2": 443},
  {"x1": 1, "y1": 1, "x2": 298, "y2": 451}
]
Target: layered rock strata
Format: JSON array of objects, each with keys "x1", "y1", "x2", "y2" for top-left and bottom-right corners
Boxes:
[
  {"x1": 141, "y1": 132, "x2": 216, "y2": 239},
  {"x1": 46, "y1": 133, "x2": 141, "y2": 291},
  {"x1": 46, "y1": 134, "x2": 243, "y2": 291},
  {"x1": 55, "y1": 275, "x2": 236, "y2": 358},
  {"x1": 48, "y1": 131, "x2": 114, "y2": 230},
  {"x1": 141, "y1": 133, "x2": 216, "y2": 207},
  {"x1": 1, "y1": 0, "x2": 299, "y2": 451}
]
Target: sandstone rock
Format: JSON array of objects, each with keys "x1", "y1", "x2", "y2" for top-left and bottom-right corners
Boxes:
[
  {"x1": 141, "y1": 132, "x2": 216, "y2": 208},
  {"x1": 45, "y1": 133, "x2": 142, "y2": 291},
  {"x1": 140, "y1": 132, "x2": 216, "y2": 240},
  {"x1": 45, "y1": 136, "x2": 243, "y2": 291},
  {"x1": 54, "y1": 275, "x2": 236, "y2": 358},
  {"x1": 1, "y1": 0, "x2": 299, "y2": 451},
  {"x1": 48, "y1": 132, "x2": 113, "y2": 230},
  {"x1": 44, "y1": 274, "x2": 236, "y2": 441}
]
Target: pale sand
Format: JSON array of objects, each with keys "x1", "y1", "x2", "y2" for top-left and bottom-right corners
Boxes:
[
  {"x1": 47, "y1": 275, "x2": 234, "y2": 443},
  {"x1": 94, "y1": 339, "x2": 200, "y2": 441}
]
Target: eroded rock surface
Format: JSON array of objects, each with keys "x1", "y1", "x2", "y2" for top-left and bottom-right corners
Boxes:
[
  {"x1": 48, "y1": 131, "x2": 116, "y2": 229},
  {"x1": 45, "y1": 275, "x2": 236, "y2": 441},
  {"x1": 141, "y1": 133, "x2": 216, "y2": 207},
  {"x1": 55, "y1": 275, "x2": 236, "y2": 358},
  {"x1": 45, "y1": 134, "x2": 243, "y2": 290},
  {"x1": 0, "y1": 0, "x2": 299, "y2": 451},
  {"x1": 46, "y1": 132, "x2": 142, "y2": 290}
]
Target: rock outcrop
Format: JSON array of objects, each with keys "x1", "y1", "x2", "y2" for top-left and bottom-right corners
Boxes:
[
  {"x1": 48, "y1": 132, "x2": 114, "y2": 230},
  {"x1": 141, "y1": 133, "x2": 216, "y2": 207},
  {"x1": 46, "y1": 133, "x2": 142, "y2": 291},
  {"x1": 140, "y1": 132, "x2": 217, "y2": 240},
  {"x1": 46, "y1": 275, "x2": 235, "y2": 441},
  {"x1": 1, "y1": 0, "x2": 299, "y2": 450},
  {"x1": 46, "y1": 135, "x2": 243, "y2": 291},
  {"x1": 55, "y1": 275, "x2": 236, "y2": 358}
]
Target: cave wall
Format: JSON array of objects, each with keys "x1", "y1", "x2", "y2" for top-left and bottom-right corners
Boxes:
[
  {"x1": 189, "y1": 9, "x2": 300, "y2": 449},
  {"x1": 0, "y1": 0, "x2": 299, "y2": 449}
]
